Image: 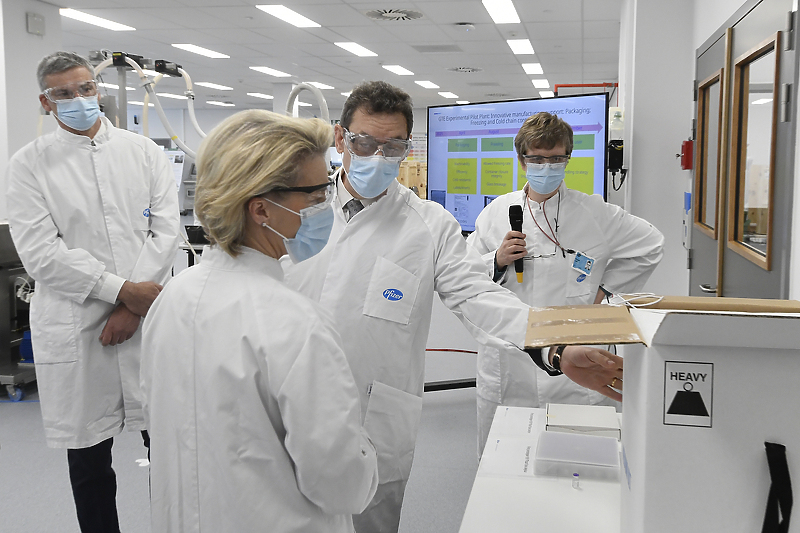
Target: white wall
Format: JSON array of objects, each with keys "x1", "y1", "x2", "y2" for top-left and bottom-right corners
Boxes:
[
  {"x1": 0, "y1": 0, "x2": 62, "y2": 220},
  {"x1": 693, "y1": 0, "x2": 745, "y2": 48},
  {"x1": 617, "y1": 0, "x2": 696, "y2": 297}
]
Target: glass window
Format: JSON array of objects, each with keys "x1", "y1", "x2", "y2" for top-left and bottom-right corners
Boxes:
[
  {"x1": 695, "y1": 72, "x2": 723, "y2": 238},
  {"x1": 729, "y1": 35, "x2": 779, "y2": 269}
]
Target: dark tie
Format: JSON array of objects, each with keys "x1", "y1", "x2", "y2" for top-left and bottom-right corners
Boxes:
[{"x1": 343, "y1": 198, "x2": 364, "y2": 221}]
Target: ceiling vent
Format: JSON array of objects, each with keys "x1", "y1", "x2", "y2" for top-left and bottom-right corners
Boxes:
[
  {"x1": 448, "y1": 66, "x2": 483, "y2": 73},
  {"x1": 485, "y1": 92, "x2": 510, "y2": 98},
  {"x1": 365, "y1": 9, "x2": 424, "y2": 21},
  {"x1": 411, "y1": 44, "x2": 462, "y2": 53},
  {"x1": 468, "y1": 81, "x2": 500, "y2": 87}
]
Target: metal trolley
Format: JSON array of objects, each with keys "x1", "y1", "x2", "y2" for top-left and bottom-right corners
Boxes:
[{"x1": 0, "y1": 223, "x2": 34, "y2": 401}]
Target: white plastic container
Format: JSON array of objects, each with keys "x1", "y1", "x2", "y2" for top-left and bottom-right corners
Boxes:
[{"x1": 534, "y1": 430, "x2": 619, "y2": 481}]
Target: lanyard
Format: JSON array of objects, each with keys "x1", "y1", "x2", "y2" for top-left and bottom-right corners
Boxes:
[{"x1": 524, "y1": 190, "x2": 573, "y2": 258}]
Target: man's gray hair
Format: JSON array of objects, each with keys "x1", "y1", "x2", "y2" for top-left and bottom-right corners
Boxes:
[{"x1": 37, "y1": 51, "x2": 95, "y2": 91}]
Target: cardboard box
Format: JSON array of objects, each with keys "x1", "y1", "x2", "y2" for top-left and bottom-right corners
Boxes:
[{"x1": 524, "y1": 296, "x2": 800, "y2": 532}]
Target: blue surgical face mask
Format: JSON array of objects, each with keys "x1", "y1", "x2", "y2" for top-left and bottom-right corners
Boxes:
[
  {"x1": 346, "y1": 153, "x2": 401, "y2": 199},
  {"x1": 262, "y1": 199, "x2": 334, "y2": 263},
  {"x1": 55, "y1": 96, "x2": 101, "y2": 131},
  {"x1": 526, "y1": 162, "x2": 567, "y2": 195}
]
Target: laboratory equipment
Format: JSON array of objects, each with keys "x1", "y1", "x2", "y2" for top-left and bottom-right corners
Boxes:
[{"x1": 0, "y1": 223, "x2": 34, "y2": 401}]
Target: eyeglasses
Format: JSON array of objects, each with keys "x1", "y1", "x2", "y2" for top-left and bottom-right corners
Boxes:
[
  {"x1": 266, "y1": 179, "x2": 335, "y2": 214},
  {"x1": 522, "y1": 154, "x2": 570, "y2": 166},
  {"x1": 43, "y1": 80, "x2": 98, "y2": 102},
  {"x1": 343, "y1": 128, "x2": 411, "y2": 160}
]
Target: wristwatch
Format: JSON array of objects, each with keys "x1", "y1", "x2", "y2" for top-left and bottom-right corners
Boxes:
[{"x1": 527, "y1": 346, "x2": 565, "y2": 376}]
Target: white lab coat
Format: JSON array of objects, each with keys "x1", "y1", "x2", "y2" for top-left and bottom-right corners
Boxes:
[
  {"x1": 6, "y1": 117, "x2": 180, "y2": 448},
  {"x1": 283, "y1": 171, "x2": 531, "y2": 532},
  {"x1": 467, "y1": 182, "x2": 664, "y2": 445},
  {"x1": 141, "y1": 246, "x2": 379, "y2": 533}
]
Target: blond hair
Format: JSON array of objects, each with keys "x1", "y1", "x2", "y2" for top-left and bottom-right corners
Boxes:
[
  {"x1": 194, "y1": 109, "x2": 333, "y2": 256},
  {"x1": 514, "y1": 111, "x2": 573, "y2": 158}
]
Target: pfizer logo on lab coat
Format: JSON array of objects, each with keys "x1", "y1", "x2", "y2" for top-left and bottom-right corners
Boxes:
[{"x1": 383, "y1": 288, "x2": 404, "y2": 301}]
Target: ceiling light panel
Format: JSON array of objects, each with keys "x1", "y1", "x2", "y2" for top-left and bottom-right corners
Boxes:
[
  {"x1": 456, "y1": 101, "x2": 470, "y2": 104},
  {"x1": 207, "y1": 101, "x2": 235, "y2": 107},
  {"x1": 383, "y1": 65, "x2": 414, "y2": 76},
  {"x1": 507, "y1": 39, "x2": 535, "y2": 55},
  {"x1": 482, "y1": 0, "x2": 521, "y2": 24},
  {"x1": 171, "y1": 44, "x2": 229, "y2": 59},
  {"x1": 539, "y1": 91, "x2": 555, "y2": 98},
  {"x1": 415, "y1": 81, "x2": 440, "y2": 89},
  {"x1": 296, "y1": 101, "x2": 312, "y2": 107},
  {"x1": 335, "y1": 42, "x2": 377, "y2": 57},
  {"x1": 195, "y1": 82, "x2": 233, "y2": 91},
  {"x1": 439, "y1": 92, "x2": 459, "y2": 98},
  {"x1": 531, "y1": 79, "x2": 550, "y2": 89},
  {"x1": 247, "y1": 93, "x2": 274, "y2": 100},
  {"x1": 98, "y1": 82, "x2": 134, "y2": 91},
  {"x1": 250, "y1": 66, "x2": 292, "y2": 77},
  {"x1": 523, "y1": 63, "x2": 544, "y2": 75},
  {"x1": 129, "y1": 101, "x2": 154, "y2": 107},
  {"x1": 307, "y1": 82, "x2": 334, "y2": 90},
  {"x1": 59, "y1": 9, "x2": 135, "y2": 31},
  {"x1": 256, "y1": 5, "x2": 320, "y2": 28},
  {"x1": 142, "y1": 69, "x2": 170, "y2": 78},
  {"x1": 156, "y1": 93, "x2": 188, "y2": 100}
]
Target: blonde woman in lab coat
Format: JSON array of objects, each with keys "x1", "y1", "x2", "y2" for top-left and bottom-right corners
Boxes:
[
  {"x1": 140, "y1": 110, "x2": 378, "y2": 532},
  {"x1": 467, "y1": 112, "x2": 665, "y2": 455}
]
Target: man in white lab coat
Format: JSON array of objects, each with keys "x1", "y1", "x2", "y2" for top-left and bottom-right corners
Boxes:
[
  {"x1": 467, "y1": 111, "x2": 665, "y2": 454},
  {"x1": 6, "y1": 51, "x2": 179, "y2": 533},
  {"x1": 283, "y1": 81, "x2": 624, "y2": 533}
]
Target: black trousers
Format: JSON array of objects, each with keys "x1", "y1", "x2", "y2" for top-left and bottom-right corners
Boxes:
[{"x1": 66, "y1": 431, "x2": 149, "y2": 533}]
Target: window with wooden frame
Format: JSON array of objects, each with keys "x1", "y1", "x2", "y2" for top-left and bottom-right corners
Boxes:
[
  {"x1": 694, "y1": 70, "x2": 724, "y2": 238},
  {"x1": 728, "y1": 33, "x2": 780, "y2": 270}
]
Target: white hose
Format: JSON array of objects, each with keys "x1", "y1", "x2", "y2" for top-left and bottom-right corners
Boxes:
[
  {"x1": 123, "y1": 56, "x2": 197, "y2": 159},
  {"x1": 178, "y1": 67, "x2": 206, "y2": 139},
  {"x1": 93, "y1": 57, "x2": 113, "y2": 76},
  {"x1": 285, "y1": 83, "x2": 330, "y2": 123},
  {"x1": 142, "y1": 73, "x2": 163, "y2": 138}
]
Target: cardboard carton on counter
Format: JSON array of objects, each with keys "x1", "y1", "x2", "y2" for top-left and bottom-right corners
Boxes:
[{"x1": 523, "y1": 295, "x2": 800, "y2": 349}]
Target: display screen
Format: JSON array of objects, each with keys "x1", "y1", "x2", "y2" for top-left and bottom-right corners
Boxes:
[{"x1": 426, "y1": 93, "x2": 609, "y2": 232}]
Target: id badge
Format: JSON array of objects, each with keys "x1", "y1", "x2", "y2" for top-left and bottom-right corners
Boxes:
[{"x1": 572, "y1": 252, "x2": 595, "y2": 275}]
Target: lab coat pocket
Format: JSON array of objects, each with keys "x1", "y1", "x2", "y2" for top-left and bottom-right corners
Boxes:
[
  {"x1": 29, "y1": 294, "x2": 78, "y2": 363},
  {"x1": 363, "y1": 381, "x2": 423, "y2": 484},
  {"x1": 362, "y1": 257, "x2": 420, "y2": 325},
  {"x1": 564, "y1": 267, "x2": 592, "y2": 304}
]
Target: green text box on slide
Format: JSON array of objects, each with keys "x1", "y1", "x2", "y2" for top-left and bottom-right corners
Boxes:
[
  {"x1": 481, "y1": 137, "x2": 514, "y2": 152},
  {"x1": 572, "y1": 134, "x2": 595, "y2": 151},
  {"x1": 481, "y1": 158, "x2": 514, "y2": 195},
  {"x1": 564, "y1": 157, "x2": 594, "y2": 194},
  {"x1": 448, "y1": 138, "x2": 478, "y2": 152},
  {"x1": 448, "y1": 158, "x2": 478, "y2": 194}
]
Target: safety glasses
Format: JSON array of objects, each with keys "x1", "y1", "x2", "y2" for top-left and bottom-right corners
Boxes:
[
  {"x1": 264, "y1": 179, "x2": 335, "y2": 216},
  {"x1": 43, "y1": 80, "x2": 98, "y2": 102},
  {"x1": 343, "y1": 128, "x2": 411, "y2": 160}
]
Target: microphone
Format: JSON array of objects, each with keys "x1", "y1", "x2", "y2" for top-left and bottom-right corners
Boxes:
[{"x1": 508, "y1": 205, "x2": 524, "y2": 283}]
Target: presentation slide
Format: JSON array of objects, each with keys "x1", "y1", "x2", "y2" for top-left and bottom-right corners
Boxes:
[{"x1": 427, "y1": 94, "x2": 608, "y2": 232}]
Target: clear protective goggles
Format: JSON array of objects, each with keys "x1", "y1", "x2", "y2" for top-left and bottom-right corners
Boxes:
[
  {"x1": 262, "y1": 179, "x2": 335, "y2": 216},
  {"x1": 522, "y1": 154, "x2": 570, "y2": 171},
  {"x1": 43, "y1": 80, "x2": 98, "y2": 102},
  {"x1": 343, "y1": 128, "x2": 411, "y2": 160}
]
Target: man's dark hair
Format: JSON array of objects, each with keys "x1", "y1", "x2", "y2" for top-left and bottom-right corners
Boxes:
[{"x1": 340, "y1": 81, "x2": 413, "y2": 138}]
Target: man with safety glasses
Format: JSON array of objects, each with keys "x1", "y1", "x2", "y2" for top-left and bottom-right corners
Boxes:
[
  {"x1": 6, "y1": 51, "x2": 179, "y2": 533},
  {"x1": 467, "y1": 111, "x2": 665, "y2": 456},
  {"x1": 283, "y1": 82, "x2": 626, "y2": 533}
]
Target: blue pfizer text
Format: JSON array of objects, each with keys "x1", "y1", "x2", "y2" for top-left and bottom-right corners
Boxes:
[{"x1": 383, "y1": 288, "x2": 404, "y2": 301}]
